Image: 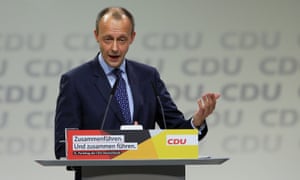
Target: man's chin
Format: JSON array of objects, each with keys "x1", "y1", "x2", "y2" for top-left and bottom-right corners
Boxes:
[{"x1": 108, "y1": 61, "x2": 122, "y2": 68}]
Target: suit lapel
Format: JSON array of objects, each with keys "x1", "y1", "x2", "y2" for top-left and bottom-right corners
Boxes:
[
  {"x1": 90, "y1": 56, "x2": 123, "y2": 123},
  {"x1": 126, "y1": 61, "x2": 143, "y2": 123}
]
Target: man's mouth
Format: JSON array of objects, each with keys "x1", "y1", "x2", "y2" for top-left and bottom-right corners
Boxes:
[{"x1": 109, "y1": 55, "x2": 120, "y2": 60}]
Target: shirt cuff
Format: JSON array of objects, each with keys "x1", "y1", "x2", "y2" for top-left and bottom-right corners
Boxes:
[{"x1": 191, "y1": 118, "x2": 206, "y2": 135}]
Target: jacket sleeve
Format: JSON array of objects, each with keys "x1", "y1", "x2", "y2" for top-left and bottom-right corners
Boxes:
[
  {"x1": 152, "y1": 69, "x2": 208, "y2": 141},
  {"x1": 54, "y1": 74, "x2": 81, "y2": 159}
]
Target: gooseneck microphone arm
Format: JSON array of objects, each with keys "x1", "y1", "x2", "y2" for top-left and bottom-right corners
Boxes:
[
  {"x1": 151, "y1": 82, "x2": 167, "y2": 129},
  {"x1": 100, "y1": 77, "x2": 120, "y2": 130}
]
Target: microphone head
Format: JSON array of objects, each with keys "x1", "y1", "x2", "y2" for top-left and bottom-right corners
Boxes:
[{"x1": 111, "y1": 77, "x2": 120, "y2": 95}]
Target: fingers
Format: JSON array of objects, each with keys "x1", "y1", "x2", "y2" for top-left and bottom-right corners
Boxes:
[
  {"x1": 198, "y1": 93, "x2": 219, "y2": 118},
  {"x1": 214, "y1": 93, "x2": 221, "y2": 99},
  {"x1": 197, "y1": 98, "x2": 206, "y2": 117},
  {"x1": 193, "y1": 92, "x2": 220, "y2": 127}
]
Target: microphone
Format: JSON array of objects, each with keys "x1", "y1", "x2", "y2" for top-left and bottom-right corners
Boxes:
[
  {"x1": 100, "y1": 77, "x2": 120, "y2": 129},
  {"x1": 151, "y1": 82, "x2": 167, "y2": 129}
]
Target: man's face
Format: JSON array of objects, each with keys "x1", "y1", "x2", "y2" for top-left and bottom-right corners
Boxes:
[{"x1": 94, "y1": 14, "x2": 136, "y2": 68}]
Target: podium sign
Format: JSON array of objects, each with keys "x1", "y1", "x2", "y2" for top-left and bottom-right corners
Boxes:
[{"x1": 66, "y1": 129, "x2": 198, "y2": 160}]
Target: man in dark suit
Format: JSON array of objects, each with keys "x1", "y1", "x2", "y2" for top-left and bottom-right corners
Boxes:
[{"x1": 55, "y1": 7, "x2": 220, "y2": 160}]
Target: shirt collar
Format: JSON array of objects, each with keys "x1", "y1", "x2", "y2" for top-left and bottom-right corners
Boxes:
[{"x1": 98, "y1": 53, "x2": 126, "y2": 75}]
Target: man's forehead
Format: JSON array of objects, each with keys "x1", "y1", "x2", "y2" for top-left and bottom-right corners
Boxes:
[{"x1": 102, "y1": 12, "x2": 127, "y2": 22}]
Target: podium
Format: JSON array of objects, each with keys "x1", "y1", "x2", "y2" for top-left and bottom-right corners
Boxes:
[
  {"x1": 43, "y1": 129, "x2": 228, "y2": 179},
  {"x1": 36, "y1": 157, "x2": 229, "y2": 180}
]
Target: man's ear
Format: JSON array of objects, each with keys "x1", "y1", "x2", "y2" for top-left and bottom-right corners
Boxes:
[
  {"x1": 130, "y1": 31, "x2": 136, "y2": 44},
  {"x1": 93, "y1": 29, "x2": 99, "y2": 42}
]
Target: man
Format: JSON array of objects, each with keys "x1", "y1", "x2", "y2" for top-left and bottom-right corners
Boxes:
[{"x1": 55, "y1": 7, "x2": 220, "y2": 159}]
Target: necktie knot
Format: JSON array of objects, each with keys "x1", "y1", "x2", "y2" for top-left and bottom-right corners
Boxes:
[{"x1": 113, "y1": 68, "x2": 122, "y2": 79}]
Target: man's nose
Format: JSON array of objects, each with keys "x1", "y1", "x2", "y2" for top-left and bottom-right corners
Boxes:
[{"x1": 112, "y1": 40, "x2": 118, "y2": 52}]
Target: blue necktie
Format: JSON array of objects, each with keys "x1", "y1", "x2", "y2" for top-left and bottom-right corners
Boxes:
[{"x1": 113, "y1": 68, "x2": 131, "y2": 124}]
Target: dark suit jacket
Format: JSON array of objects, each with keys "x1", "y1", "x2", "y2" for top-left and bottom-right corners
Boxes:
[{"x1": 54, "y1": 54, "x2": 207, "y2": 159}]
